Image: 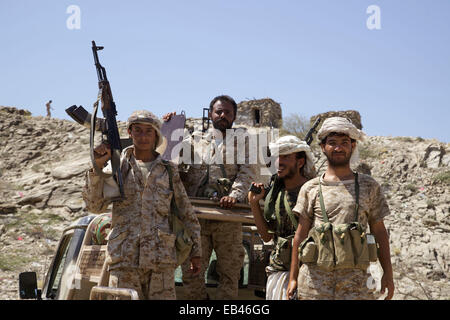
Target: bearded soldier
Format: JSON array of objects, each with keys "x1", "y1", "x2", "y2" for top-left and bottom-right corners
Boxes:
[
  {"x1": 82, "y1": 110, "x2": 202, "y2": 300},
  {"x1": 248, "y1": 135, "x2": 316, "y2": 300},
  {"x1": 287, "y1": 117, "x2": 394, "y2": 300},
  {"x1": 164, "y1": 95, "x2": 258, "y2": 300}
]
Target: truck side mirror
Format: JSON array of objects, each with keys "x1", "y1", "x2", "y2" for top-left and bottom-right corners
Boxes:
[{"x1": 19, "y1": 272, "x2": 40, "y2": 299}]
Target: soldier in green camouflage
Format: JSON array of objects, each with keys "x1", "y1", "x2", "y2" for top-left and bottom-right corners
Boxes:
[
  {"x1": 82, "y1": 110, "x2": 202, "y2": 300},
  {"x1": 248, "y1": 135, "x2": 316, "y2": 300}
]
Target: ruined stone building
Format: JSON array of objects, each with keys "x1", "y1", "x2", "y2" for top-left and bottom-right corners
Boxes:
[{"x1": 234, "y1": 98, "x2": 282, "y2": 128}]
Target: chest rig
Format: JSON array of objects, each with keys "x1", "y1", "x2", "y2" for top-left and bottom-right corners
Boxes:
[{"x1": 298, "y1": 173, "x2": 378, "y2": 271}]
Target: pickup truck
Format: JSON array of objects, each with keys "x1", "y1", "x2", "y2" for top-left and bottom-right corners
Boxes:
[{"x1": 18, "y1": 200, "x2": 271, "y2": 300}]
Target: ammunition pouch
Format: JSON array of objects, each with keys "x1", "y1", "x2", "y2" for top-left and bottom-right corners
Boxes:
[
  {"x1": 264, "y1": 182, "x2": 299, "y2": 271},
  {"x1": 217, "y1": 178, "x2": 233, "y2": 196},
  {"x1": 196, "y1": 161, "x2": 233, "y2": 199},
  {"x1": 163, "y1": 160, "x2": 194, "y2": 266},
  {"x1": 172, "y1": 214, "x2": 193, "y2": 266},
  {"x1": 270, "y1": 235, "x2": 294, "y2": 271},
  {"x1": 298, "y1": 222, "x2": 378, "y2": 271},
  {"x1": 197, "y1": 177, "x2": 233, "y2": 200},
  {"x1": 298, "y1": 173, "x2": 378, "y2": 271}
]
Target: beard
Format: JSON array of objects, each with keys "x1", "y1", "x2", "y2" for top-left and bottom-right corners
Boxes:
[
  {"x1": 278, "y1": 163, "x2": 299, "y2": 179},
  {"x1": 325, "y1": 151, "x2": 352, "y2": 167},
  {"x1": 212, "y1": 118, "x2": 232, "y2": 131}
]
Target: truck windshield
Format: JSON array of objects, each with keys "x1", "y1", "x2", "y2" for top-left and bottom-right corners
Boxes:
[{"x1": 46, "y1": 233, "x2": 72, "y2": 298}]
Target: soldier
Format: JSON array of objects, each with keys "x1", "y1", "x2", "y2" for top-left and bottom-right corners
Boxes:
[
  {"x1": 46, "y1": 100, "x2": 53, "y2": 118},
  {"x1": 248, "y1": 135, "x2": 316, "y2": 300},
  {"x1": 287, "y1": 117, "x2": 395, "y2": 300},
  {"x1": 164, "y1": 95, "x2": 258, "y2": 300},
  {"x1": 82, "y1": 110, "x2": 202, "y2": 300}
]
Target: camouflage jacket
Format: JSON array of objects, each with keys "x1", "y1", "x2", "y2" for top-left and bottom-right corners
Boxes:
[
  {"x1": 82, "y1": 146, "x2": 202, "y2": 270},
  {"x1": 180, "y1": 128, "x2": 258, "y2": 203}
]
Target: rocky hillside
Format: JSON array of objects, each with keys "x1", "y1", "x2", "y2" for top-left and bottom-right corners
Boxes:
[{"x1": 0, "y1": 106, "x2": 449, "y2": 300}]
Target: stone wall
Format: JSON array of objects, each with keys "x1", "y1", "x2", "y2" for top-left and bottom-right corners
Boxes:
[
  {"x1": 310, "y1": 109, "x2": 363, "y2": 130},
  {"x1": 235, "y1": 98, "x2": 282, "y2": 128}
]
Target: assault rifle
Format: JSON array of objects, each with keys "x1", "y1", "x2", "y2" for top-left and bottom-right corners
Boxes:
[
  {"x1": 66, "y1": 41, "x2": 125, "y2": 200},
  {"x1": 304, "y1": 117, "x2": 321, "y2": 146}
]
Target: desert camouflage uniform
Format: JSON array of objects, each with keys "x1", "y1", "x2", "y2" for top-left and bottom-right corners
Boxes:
[
  {"x1": 180, "y1": 128, "x2": 257, "y2": 300},
  {"x1": 83, "y1": 145, "x2": 202, "y2": 300},
  {"x1": 292, "y1": 173, "x2": 390, "y2": 300}
]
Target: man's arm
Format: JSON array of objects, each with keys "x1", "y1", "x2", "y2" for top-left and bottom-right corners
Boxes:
[
  {"x1": 82, "y1": 143, "x2": 113, "y2": 213},
  {"x1": 248, "y1": 183, "x2": 272, "y2": 242},
  {"x1": 82, "y1": 170, "x2": 111, "y2": 213},
  {"x1": 170, "y1": 162, "x2": 202, "y2": 274},
  {"x1": 369, "y1": 219, "x2": 395, "y2": 300},
  {"x1": 287, "y1": 215, "x2": 311, "y2": 299}
]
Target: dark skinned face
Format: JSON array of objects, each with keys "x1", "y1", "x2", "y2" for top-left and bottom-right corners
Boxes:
[
  {"x1": 321, "y1": 134, "x2": 355, "y2": 167},
  {"x1": 276, "y1": 153, "x2": 305, "y2": 179},
  {"x1": 210, "y1": 100, "x2": 235, "y2": 132},
  {"x1": 128, "y1": 123, "x2": 157, "y2": 152}
]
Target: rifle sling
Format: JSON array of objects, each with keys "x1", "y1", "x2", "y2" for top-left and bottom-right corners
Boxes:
[
  {"x1": 90, "y1": 91, "x2": 111, "y2": 178},
  {"x1": 274, "y1": 189, "x2": 298, "y2": 234},
  {"x1": 318, "y1": 172, "x2": 360, "y2": 223},
  {"x1": 90, "y1": 90, "x2": 124, "y2": 199}
]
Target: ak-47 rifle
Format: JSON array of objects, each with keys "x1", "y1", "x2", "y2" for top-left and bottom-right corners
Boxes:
[
  {"x1": 66, "y1": 41, "x2": 125, "y2": 200},
  {"x1": 304, "y1": 117, "x2": 321, "y2": 146}
]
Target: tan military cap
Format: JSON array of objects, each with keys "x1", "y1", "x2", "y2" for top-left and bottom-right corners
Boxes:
[{"x1": 127, "y1": 110, "x2": 167, "y2": 154}]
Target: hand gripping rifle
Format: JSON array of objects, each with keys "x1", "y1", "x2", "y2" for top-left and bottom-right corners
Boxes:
[{"x1": 66, "y1": 41, "x2": 125, "y2": 201}]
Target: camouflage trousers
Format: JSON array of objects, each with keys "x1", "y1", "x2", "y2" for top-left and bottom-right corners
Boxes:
[
  {"x1": 109, "y1": 267, "x2": 176, "y2": 300},
  {"x1": 297, "y1": 264, "x2": 375, "y2": 300},
  {"x1": 181, "y1": 219, "x2": 245, "y2": 300}
]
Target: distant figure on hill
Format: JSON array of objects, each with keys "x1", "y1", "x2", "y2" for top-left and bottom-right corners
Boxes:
[{"x1": 46, "y1": 100, "x2": 53, "y2": 118}]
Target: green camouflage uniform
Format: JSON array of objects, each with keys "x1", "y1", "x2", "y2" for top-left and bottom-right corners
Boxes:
[{"x1": 265, "y1": 186, "x2": 301, "y2": 273}]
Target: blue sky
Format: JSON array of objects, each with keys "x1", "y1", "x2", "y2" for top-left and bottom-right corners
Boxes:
[{"x1": 1, "y1": 0, "x2": 449, "y2": 142}]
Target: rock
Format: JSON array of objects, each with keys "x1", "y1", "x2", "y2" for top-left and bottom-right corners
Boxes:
[
  {"x1": 426, "y1": 270, "x2": 447, "y2": 281},
  {"x1": 29, "y1": 208, "x2": 43, "y2": 215},
  {"x1": 442, "y1": 154, "x2": 450, "y2": 167},
  {"x1": 17, "y1": 194, "x2": 45, "y2": 206},
  {"x1": 355, "y1": 162, "x2": 372, "y2": 175},
  {"x1": 1, "y1": 105, "x2": 450, "y2": 300},
  {"x1": 51, "y1": 156, "x2": 90, "y2": 180},
  {"x1": 311, "y1": 110, "x2": 363, "y2": 129},
  {"x1": 421, "y1": 145, "x2": 445, "y2": 168},
  {"x1": 416, "y1": 200, "x2": 428, "y2": 209},
  {"x1": 0, "y1": 204, "x2": 18, "y2": 215}
]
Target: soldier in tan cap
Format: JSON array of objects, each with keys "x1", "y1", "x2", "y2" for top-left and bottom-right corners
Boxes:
[
  {"x1": 248, "y1": 135, "x2": 316, "y2": 300},
  {"x1": 287, "y1": 117, "x2": 394, "y2": 300},
  {"x1": 82, "y1": 110, "x2": 202, "y2": 300}
]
